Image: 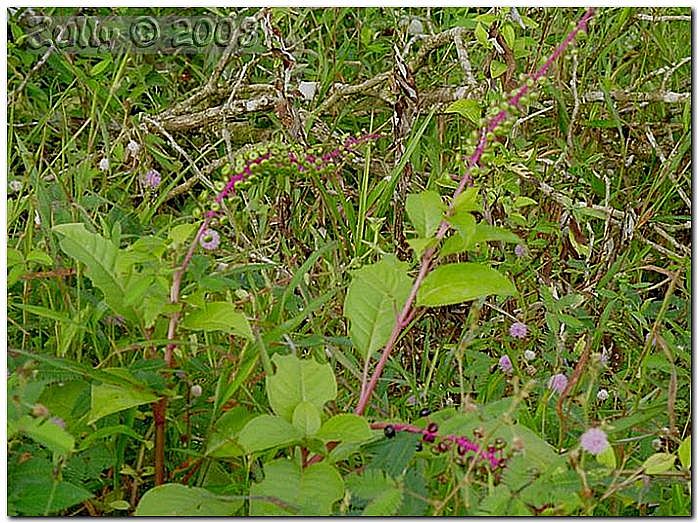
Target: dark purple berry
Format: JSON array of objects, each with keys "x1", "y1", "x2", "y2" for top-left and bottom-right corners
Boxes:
[
  {"x1": 422, "y1": 432, "x2": 436, "y2": 443},
  {"x1": 436, "y1": 441, "x2": 449, "y2": 453},
  {"x1": 427, "y1": 422, "x2": 439, "y2": 434},
  {"x1": 419, "y1": 408, "x2": 432, "y2": 417},
  {"x1": 457, "y1": 445, "x2": 467, "y2": 456},
  {"x1": 384, "y1": 425, "x2": 396, "y2": 439}
]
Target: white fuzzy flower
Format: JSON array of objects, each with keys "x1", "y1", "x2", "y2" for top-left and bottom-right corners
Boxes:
[
  {"x1": 99, "y1": 157, "x2": 109, "y2": 171},
  {"x1": 597, "y1": 389, "x2": 609, "y2": 401},
  {"x1": 523, "y1": 349, "x2": 536, "y2": 361},
  {"x1": 298, "y1": 81, "x2": 318, "y2": 102},
  {"x1": 127, "y1": 140, "x2": 140, "y2": 155},
  {"x1": 9, "y1": 180, "x2": 23, "y2": 193}
]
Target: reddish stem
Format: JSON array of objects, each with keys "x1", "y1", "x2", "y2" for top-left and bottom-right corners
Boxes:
[{"x1": 355, "y1": 7, "x2": 595, "y2": 416}]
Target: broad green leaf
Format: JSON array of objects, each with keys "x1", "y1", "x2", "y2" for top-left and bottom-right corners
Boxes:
[
  {"x1": 205, "y1": 406, "x2": 255, "y2": 458},
  {"x1": 181, "y1": 302, "x2": 253, "y2": 340},
  {"x1": 266, "y1": 354, "x2": 336, "y2": 421},
  {"x1": 16, "y1": 415, "x2": 75, "y2": 455},
  {"x1": 292, "y1": 401, "x2": 322, "y2": 437},
  {"x1": 452, "y1": 187, "x2": 481, "y2": 213},
  {"x1": 446, "y1": 211, "x2": 476, "y2": 250},
  {"x1": 53, "y1": 223, "x2": 136, "y2": 322},
  {"x1": 135, "y1": 484, "x2": 242, "y2": 516},
  {"x1": 405, "y1": 190, "x2": 445, "y2": 238},
  {"x1": 250, "y1": 460, "x2": 344, "y2": 516},
  {"x1": 316, "y1": 414, "x2": 373, "y2": 444},
  {"x1": 167, "y1": 223, "x2": 197, "y2": 248},
  {"x1": 8, "y1": 457, "x2": 92, "y2": 516},
  {"x1": 238, "y1": 414, "x2": 301, "y2": 453},
  {"x1": 440, "y1": 234, "x2": 468, "y2": 257},
  {"x1": 475, "y1": 23, "x2": 490, "y2": 48},
  {"x1": 490, "y1": 60, "x2": 508, "y2": 79},
  {"x1": 343, "y1": 256, "x2": 413, "y2": 360},
  {"x1": 406, "y1": 237, "x2": 435, "y2": 258},
  {"x1": 678, "y1": 436, "x2": 691, "y2": 469},
  {"x1": 418, "y1": 263, "x2": 516, "y2": 307},
  {"x1": 471, "y1": 223, "x2": 521, "y2": 245},
  {"x1": 7, "y1": 247, "x2": 24, "y2": 267},
  {"x1": 596, "y1": 445, "x2": 617, "y2": 469},
  {"x1": 26, "y1": 249, "x2": 53, "y2": 266},
  {"x1": 363, "y1": 487, "x2": 403, "y2": 516},
  {"x1": 501, "y1": 23, "x2": 516, "y2": 49},
  {"x1": 88, "y1": 382, "x2": 158, "y2": 425},
  {"x1": 642, "y1": 453, "x2": 676, "y2": 475},
  {"x1": 444, "y1": 99, "x2": 481, "y2": 125}
]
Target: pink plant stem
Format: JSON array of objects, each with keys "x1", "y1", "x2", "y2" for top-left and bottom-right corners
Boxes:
[{"x1": 355, "y1": 7, "x2": 595, "y2": 416}]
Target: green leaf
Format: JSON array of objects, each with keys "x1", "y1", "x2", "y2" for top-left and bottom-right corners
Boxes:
[
  {"x1": 53, "y1": 223, "x2": 136, "y2": 322},
  {"x1": 346, "y1": 469, "x2": 394, "y2": 500},
  {"x1": 364, "y1": 487, "x2": 403, "y2": 516},
  {"x1": 406, "y1": 237, "x2": 435, "y2": 259},
  {"x1": 343, "y1": 256, "x2": 412, "y2": 360},
  {"x1": 471, "y1": 223, "x2": 521, "y2": 245},
  {"x1": 8, "y1": 457, "x2": 92, "y2": 516},
  {"x1": 475, "y1": 22, "x2": 491, "y2": 48},
  {"x1": 238, "y1": 414, "x2": 302, "y2": 453},
  {"x1": 596, "y1": 445, "x2": 617, "y2": 469},
  {"x1": 266, "y1": 354, "x2": 336, "y2": 421},
  {"x1": 250, "y1": 460, "x2": 344, "y2": 516},
  {"x1": 16, "y1": 415, "x2": 75, "y2": 455},
  {"x1": 447, "y1": 211, "x2": 476, "y2": 250},
  {"x1": 135, "y1": 484, "x2": 242, "y2": 516},
  {"x1": 678, "y1": 436, "x2": 691, "y2": 469},
  {"x1": 452, "y1": 187, "x2": 481, "y2": 213},
  {"x1": 181, "y1": 302, "x2": 253, "y2": 340},
  {"x1": 26, "y1": 249, "x2": 53, "y2": 266},
  {"x1": 406, "y1": 190, "x2": 445, "y2": 238},
  {"x1": 316, "y1": 414, "x2": 373, "y2": 444},
  {"x1": 292, "y1": 401, "x2": 322, "y2": 437},
  {"x1": 501, "y1": 24, "x2": 516, "y2": 49},
  {"x1": 418, "y1": 262, "x2": 516, "y2": 307},
  {"x1": 167, "y1": 223, "x2": 197, "y2": 248},
  {"x1": 490, "y1": 60, "x2": 508, "y2": 79},
  {"x1": 444, "y1": 99, "x2": 481, "y2": 125},
  {"x1": 109, "y1": 500, "x2": 131, "y2": 511},
  {"x1": 205, "y1": 406, "x2": 255, "y2": 458},
  {"x1": 642, "y1": 453, "x2": 676, "y2": 475},
  {"x1": 89, "y1": 57, "x2": 112, "y2": 76},
  {"x1": 88, "y1": 382, "x2": 158, "y2": 425}
]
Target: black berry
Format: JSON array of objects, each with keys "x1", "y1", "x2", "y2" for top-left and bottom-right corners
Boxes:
[
  {"x1": 415, "y1": 441, "x2": 423, "y2": 451},
  {"x1": 427, "y1": 422, "x2": 439, "y2": 434},
  {"x1": 383, "y1": 425, "x2": 396, "y2": 438},
  {"x1": 419, "y1": 408, "x2": 432, "y2": 417}
]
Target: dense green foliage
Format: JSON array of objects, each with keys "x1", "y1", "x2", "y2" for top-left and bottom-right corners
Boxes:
[{"x1": 7, "y1": 7, "x2": 691, "y2": 516}]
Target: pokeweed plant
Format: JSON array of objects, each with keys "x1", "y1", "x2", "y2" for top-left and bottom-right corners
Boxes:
[{"x1": 19, "y1": 7, "x2": 681, "y2": 517}]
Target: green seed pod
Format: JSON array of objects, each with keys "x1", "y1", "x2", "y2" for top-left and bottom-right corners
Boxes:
[
  {"x1": 519, "y1": 95, "x2": 529, "y2": 105},
  {"x1": 247, "y1": 150, "x2": 259, "y2": 161},
  {"x1": 247, "y1": 174, "x2": 259, "y2": 184},
  {"x1": 214, "y1": 180, "x2": 225, "y2": 192},
  {"x1": 486, "y1": 132, "x2": 496, "y2": 141},
  {"x1": 211, "y1": 201, "x2": 221, "y2": 212},
  {"x1": 192, "y1": 207, "x2": 202, "y2": 218},
  {"x1": 221, "y1": 164, "x2": 232, "y2": 176},
  {"x1": 236, "y1": 180, "x2": 251, "y2": 190}
]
